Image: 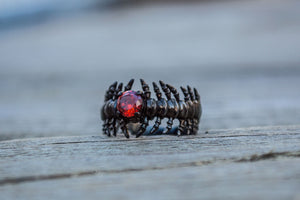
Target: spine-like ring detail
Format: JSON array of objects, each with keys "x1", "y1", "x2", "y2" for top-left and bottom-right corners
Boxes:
[{"x1": 101, "y1": 79, "x2": 202, "y2": 138}]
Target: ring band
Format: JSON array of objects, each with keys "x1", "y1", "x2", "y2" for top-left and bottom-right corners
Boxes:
[{"x1": 101, "y1": 79, "x2": 202, "y2": 138}]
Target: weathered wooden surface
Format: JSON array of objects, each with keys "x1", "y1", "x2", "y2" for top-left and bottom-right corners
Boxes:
[{"x1": 0, "y1": 125, "x2": 300, "y2": 199}]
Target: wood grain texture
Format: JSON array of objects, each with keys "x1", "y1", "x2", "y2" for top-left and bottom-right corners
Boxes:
[{"x1": 0, "y1": 125, "x2": 300, "y2": 199}]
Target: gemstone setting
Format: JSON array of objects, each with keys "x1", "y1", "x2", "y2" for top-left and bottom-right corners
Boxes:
[{"x1": 117, "y1": 90, "x2": 143, "y2": 118}]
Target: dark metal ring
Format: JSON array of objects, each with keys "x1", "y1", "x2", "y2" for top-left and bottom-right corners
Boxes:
[{"x1": 101, "y1": 79, "x2": 202, "y2": 138}]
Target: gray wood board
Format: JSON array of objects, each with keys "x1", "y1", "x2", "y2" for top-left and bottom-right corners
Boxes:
[{"x1": 0, "y1": 125, "x2": 300, "y2": 199}]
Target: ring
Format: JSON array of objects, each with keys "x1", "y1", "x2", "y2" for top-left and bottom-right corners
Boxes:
[{"x1": 101, "y1": 79, "x2": 202, "y2": 138}]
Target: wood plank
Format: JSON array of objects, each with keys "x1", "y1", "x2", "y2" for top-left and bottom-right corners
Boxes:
[{"x1": 0, "y1": 125, "x2": 300, "y2": 199}]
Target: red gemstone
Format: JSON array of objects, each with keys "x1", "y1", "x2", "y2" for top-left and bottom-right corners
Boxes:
[{"x1": 117, "y1": 90, "x2": 143, "y2": 118}]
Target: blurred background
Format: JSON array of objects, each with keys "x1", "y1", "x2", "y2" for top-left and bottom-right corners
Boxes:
[{"x1": 0, "y1": 0, "x2": 300, "y2": 141}]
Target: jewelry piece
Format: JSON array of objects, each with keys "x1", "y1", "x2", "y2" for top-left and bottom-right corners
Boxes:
[{"x1": 101, "y1": 79, "x2": 202, "y2": 138}]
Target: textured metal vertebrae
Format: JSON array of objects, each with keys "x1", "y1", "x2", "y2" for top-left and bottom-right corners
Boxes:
[{"x1": 101, "y1": 79, "x2": 202, "y2": 138}]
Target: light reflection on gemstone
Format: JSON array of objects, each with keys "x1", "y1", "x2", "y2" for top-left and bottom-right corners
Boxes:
[{"x1": 117, "y1": 90, "x2": 143, "y2": 118}]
